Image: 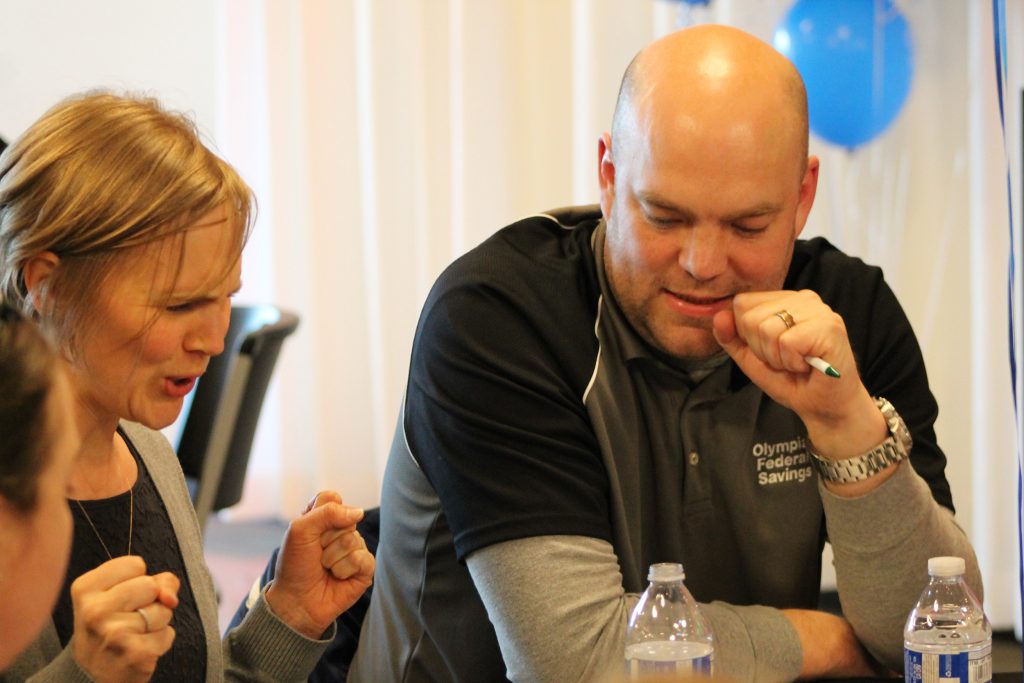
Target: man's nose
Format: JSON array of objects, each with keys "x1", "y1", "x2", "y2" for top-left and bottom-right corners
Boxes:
[{"x1": 680, "y1": 225, "x2": 727, "y2": 282}]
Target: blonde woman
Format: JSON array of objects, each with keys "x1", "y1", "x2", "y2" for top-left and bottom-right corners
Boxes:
[
  {"x1": 0, "y1": 308, "x2": 80, "y2": 671},
  {"x1": 0, "y1": 92, "x2": 374, "y2": 683}
]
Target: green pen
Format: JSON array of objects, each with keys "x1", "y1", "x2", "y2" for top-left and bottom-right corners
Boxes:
[{"x1": 805, "y1": 355, "x2": 841, "y2": 378}]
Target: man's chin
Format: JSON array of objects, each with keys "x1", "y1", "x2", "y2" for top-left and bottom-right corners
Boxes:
[{"x1": 650, "y1": 328, "x2": 723, "y2": 361}]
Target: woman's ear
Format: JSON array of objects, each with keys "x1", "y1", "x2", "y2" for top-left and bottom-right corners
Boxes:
[{"x1": 21, "y1": 252, "x2": 60, "y2": 315}]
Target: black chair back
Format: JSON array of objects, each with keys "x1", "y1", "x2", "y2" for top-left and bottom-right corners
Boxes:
[{"x1": 177, "y1": 304, "x2": 300, "y2": 532}]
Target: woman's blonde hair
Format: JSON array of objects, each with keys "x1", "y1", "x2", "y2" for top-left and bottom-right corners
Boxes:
[{"x1": 0, "y1": 91, "x2": 254, "y2": 353}]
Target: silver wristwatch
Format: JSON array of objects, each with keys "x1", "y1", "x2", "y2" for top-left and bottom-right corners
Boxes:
[{"x1": 808, "y1": 397, "x2": 913, "y2": 483}]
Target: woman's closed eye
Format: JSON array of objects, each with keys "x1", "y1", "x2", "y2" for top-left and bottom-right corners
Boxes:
[
  {"x1": 166, "y1": 301, "x2": 198, "y2": 313},
  {"x1": 166, "y1": 299, "x2": 214, "y2": 313}
]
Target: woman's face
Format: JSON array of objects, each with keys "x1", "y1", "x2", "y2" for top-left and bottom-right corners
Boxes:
[
  {"x1": 0, "y1": 368, "x2": 79, "y2": 670},
  {"x1": 67, "y1": 205, "x2": 242, "y2": 431}
]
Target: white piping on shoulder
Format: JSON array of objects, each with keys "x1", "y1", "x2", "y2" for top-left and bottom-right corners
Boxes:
[
  {"x1": 529, "y1": 212, "x2": 573, "y2": 230},
  {"x1": 244, "y1": 574, "x2": 262, "y2": 611},
  {"x1": 399, "y1": 396, "x2": 422, "y2": 470},
  {"x1": 582, "y1": 295, "x2": 604, "y2": 404}
]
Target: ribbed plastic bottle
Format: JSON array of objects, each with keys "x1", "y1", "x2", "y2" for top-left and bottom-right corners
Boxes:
[
  {"x1": 624, "y1": 562, "x2": 715, "y2": 678},
  {"x1": 904, "y1": 556, "x2": 992, "y2": 683}
]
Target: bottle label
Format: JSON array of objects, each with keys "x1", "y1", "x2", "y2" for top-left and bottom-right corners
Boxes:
[{"x1": 904, "y1": 645, "x2": 992, "y2": 683}]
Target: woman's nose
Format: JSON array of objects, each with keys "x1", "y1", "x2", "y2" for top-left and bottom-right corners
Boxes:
[{"x1": 184, "y1": 300, "x2": 230, "y2": 356}]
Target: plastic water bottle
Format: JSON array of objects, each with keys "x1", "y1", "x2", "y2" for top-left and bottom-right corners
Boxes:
[
  {"x1": 904, "y1": 556, "x2": 992, "y2": 683},
  {"x1": 625, "y1": 562, "x2": 714, "y2": 678}
]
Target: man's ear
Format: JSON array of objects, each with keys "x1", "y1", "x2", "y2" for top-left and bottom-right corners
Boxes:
[
  {"x1": 21, "y1": 252, "x2": 60, "y2": 315},
  {"x1": 598, "y1": 132, "x2": 616, "y2": 220},
  {"x1": 793, "y1": 156, "x2": 820, "y2": 239}
]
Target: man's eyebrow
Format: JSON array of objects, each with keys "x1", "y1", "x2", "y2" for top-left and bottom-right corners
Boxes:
[
  {"x1": 637, "y1": 192, "x2": 697, "y2": 219},
  {"x1": 721, "y1": 203, "x2": 782, "y2": 222},
  {"x1": 638, "y1": 193, "x2": 781, "y2": 223}
]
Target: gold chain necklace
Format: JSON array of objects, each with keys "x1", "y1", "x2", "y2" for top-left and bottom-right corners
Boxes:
[{"x1": 74, "y1": 487, "x2": 134, "y2": 559}]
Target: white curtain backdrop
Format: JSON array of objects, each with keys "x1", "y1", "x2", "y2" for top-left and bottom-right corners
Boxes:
[
  {"x1": 0, "y1": 0, "x2": 1003, "y2": 627},
  {"x1": 213, "y1": 0, "x2": 1019, "y2": 628}
]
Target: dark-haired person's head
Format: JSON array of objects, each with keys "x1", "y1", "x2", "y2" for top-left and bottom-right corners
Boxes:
[{"x1": 0, "y1": 307, "x2": 80, "y2": 670}]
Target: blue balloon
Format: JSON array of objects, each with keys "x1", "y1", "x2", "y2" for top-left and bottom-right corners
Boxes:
[{"x1": 773, "y1": 0, "x2": 914, "y2": 149}]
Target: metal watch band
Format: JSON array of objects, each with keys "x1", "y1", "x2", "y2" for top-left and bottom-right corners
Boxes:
[{"x1": 808, "y1": 397, "x2": 913, "y2": 483}]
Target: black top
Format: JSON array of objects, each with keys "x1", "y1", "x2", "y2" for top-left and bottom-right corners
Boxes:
[{"x1": 54, "y1": 429, "x2": 206, "y2": 682}]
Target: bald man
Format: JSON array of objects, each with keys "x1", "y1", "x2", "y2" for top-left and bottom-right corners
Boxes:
[{"x1": 348, "y1": 25, "x2": 980, "y2": 682}]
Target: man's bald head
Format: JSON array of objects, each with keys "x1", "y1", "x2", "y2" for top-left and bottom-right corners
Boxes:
[
  {"x1": 610, "y1": 25, "x2": 809, "y2": 180},
  {"x1": 597, "y1": 25, "x2": 820, "y2": 360}
]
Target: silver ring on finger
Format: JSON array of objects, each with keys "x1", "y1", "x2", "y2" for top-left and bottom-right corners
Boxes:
[{"x1": 137, "y1": 607, "x2": 152, "y2": 633}]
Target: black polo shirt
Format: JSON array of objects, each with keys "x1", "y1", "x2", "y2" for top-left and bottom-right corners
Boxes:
[{"x1": 350, "y1": 205, "x2": 952, "y2": 682}]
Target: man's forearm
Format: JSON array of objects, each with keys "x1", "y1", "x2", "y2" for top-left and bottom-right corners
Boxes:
[
  {"x1": 823, "y1": 459, "x2": 983, "y2": 669},
  {"x1": 467, "y1": 535, "x2": 805, "y2": 683},
  {"x1": 468, "y1": 535, "x2": 634, "y2": 682}
]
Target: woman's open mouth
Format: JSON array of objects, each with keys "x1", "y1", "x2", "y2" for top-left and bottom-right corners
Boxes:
[{"x1": 164, "y1": 376, "x2": 198, "y2": 398}]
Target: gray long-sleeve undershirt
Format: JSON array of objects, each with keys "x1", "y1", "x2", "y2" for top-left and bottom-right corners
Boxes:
[{"x1": 466, "y1": 460, "x2": 981, "y2": 682}]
